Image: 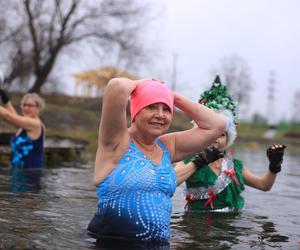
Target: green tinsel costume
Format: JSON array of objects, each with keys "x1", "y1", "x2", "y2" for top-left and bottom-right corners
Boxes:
[
  {"x1": 185, "y1": 75, "x2": 244, "y2": 212},
  {"x1": 185, "y1": 156, "x2": 245, "y2": 211}
]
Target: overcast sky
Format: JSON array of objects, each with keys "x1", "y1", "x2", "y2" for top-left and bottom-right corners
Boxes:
[
  {"x1": 155, "y1": 0, "x2": 300, "y2": 121},
  {"x1": 63, "y1": 0, "x2": 299, "y2": 122}
]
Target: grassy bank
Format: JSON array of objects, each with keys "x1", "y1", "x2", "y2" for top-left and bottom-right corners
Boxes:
[{"x1": 1, "y1": 93, "x2": 300, "y2": 157}]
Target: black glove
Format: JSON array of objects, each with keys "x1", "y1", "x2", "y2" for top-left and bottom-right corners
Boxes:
[
  {"x1": 0, "y1": 89, "x2": 9, "y2": 104},
  {"x1": 267, "y1": 144, "x2": 286, "y2": 173},
  {"x1": 192, "y1": 146, "x2": 224, "y2": 169}
]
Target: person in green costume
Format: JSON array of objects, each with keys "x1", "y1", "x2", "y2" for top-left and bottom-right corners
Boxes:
[{"x1": 175, "y1": 75, "x2": 286, "y2": 212}]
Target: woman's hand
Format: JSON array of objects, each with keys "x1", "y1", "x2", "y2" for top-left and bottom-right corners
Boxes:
[
  {"x1": 192, "y1": 146, "x2": 224, "y2": 169},
  {"x1": 267, "y1": 144, "x2": 286, "y2": 173}
]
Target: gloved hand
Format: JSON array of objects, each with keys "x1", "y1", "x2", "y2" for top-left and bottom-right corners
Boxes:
[
  {"x1": 192, "y1": 146, "x2": 224, "y2": 169},
  {"x1": 267, "y1": 144, "x2": 286, "y2": 173},
  {"x1": 0, "y1": 89, "x2": 9, "y2": 104}
]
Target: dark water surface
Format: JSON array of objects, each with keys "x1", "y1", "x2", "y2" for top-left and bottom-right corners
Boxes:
[{"x1": 0, "y1": 149, "x2": 299, "y2": 249}]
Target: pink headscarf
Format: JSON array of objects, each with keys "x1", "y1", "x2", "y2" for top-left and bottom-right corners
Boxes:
[{"x1": 130, "y1": 80, "x2": 174, "y2": 121}]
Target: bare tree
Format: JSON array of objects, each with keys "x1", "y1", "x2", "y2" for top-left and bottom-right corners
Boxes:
[
  {"x1": 212, "y1": 54, "x2": 253, "y2": 115},
  {"x1": 0, "y1": 0, "x2": 156, "y2": 93}
]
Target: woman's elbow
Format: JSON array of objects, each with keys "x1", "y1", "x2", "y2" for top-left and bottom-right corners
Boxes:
[
  {"x1": 256, "y1": 182, "x2": 272, "y2": 191},
  {"x1": 106, "y1": 78, "x2": 122, "y2": 91},
  {"x1": 261, "y1": 185, "x2": 272, "y2": 192},
  {"x1": 105, "y1": 78, "x2": 128, "y2": 97}
]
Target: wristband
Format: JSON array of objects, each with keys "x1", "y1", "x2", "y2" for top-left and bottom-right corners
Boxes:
[{"x1": 269, "y1": 163, "x2": 281, "y2": 174}]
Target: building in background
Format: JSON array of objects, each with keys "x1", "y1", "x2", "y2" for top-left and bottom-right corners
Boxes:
[{"x1": 73, "y1": 66, "x2": 138, "y2": 97}]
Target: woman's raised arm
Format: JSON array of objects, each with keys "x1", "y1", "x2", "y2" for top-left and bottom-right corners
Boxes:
[
  {"x1": 160, "y1": 92, "x2": 226, "y2": 162},
  {"x1": 98, "y1": 78, "x2": 145, "y2": 148}
]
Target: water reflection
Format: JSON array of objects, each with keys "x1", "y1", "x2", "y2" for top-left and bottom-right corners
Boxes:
[
  {"x1": 171, "y1": 210, "x2": 290, "y2": 249},
  {"x1": 0, "y1": 167, "x2": 50, "y2": 250},
  {"x1": 0, "y1": 148, "x2": 299, "y2": 249},
  {"x1": 250, "y1": 215, "x2": 289, "y2": 248},
  {"x1": 10, "y1": 167, "x2": 43, "y2": 193},
  {"x1": 172, "y1": 211, "x2": 244, "y2": 249}
]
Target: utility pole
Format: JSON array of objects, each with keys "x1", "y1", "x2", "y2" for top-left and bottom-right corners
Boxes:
[
  {"x1": 267, "y1": 71, "x2": 276, "y2": 128},
  {"x1": 292, "y1": 91, "x2": 300, "y2": 123},
  {"x1": 264, "y1": 71, "x2": 277, "y2": 139},
  {"x1": 171, "y1": 52, "x2": 177, "y2": 91}
]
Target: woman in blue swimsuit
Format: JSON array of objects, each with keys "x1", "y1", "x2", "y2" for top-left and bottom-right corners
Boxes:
[
  {"x1": 87, "y1": 78, "x2": 227, "y2": 244},
  {"x1": 0, "y1": 90, "x2": 45, "y2": 168}
]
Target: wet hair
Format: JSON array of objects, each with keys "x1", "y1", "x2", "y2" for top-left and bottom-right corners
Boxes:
[{"x1": 21, "y1": 93, "x2": 46, "y2": 112}]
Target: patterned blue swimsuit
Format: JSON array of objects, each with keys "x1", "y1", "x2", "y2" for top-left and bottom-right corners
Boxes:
[
  {"x1": 10, "y1": 128, "x2": 44, "y2": 168},
  {"x1": 88, "y1": 140, "x2": 177, "y2": 241}
]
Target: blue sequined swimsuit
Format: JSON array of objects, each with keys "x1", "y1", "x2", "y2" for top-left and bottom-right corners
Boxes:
[
  {"x1": 10, "y1": 128, "x2": 44, "y2": 168},
  {"x1": 89, "y1": 140, "x2": 177, "y2": 241}
]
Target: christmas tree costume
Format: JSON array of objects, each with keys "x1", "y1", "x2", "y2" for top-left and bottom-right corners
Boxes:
[
  {"x1": 185, "y1": 155, "x2": 245, "y2": 212},
  {"x1": 185, "y1": 75, "x2": 243, "y2": 212}
]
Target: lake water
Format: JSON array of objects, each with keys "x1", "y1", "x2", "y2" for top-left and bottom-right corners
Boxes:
[{"x1": 0, "y1": 148, "x2": 299, "y2": 249}]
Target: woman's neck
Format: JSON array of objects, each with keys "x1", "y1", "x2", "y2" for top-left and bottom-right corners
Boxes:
[
  {"x1": 128, "y1": 127, "x2": 156, "y2": 145},
  {"x1": 129, "y1": 127, "x2": 162, "y2": 162},
  {"x1": 134, "y1": 137, "x2": 157, "y2": 153}
]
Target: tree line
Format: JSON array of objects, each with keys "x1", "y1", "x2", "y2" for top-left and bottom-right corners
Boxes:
[{"x1": 0, "y1": 0, "x2": 156, "y2": 93}]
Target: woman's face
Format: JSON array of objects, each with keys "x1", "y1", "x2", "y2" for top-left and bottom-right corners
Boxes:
[
  {"x1": 134, "y1": 102, "x2": 172, "y2": 137},
  {"x1": 212, "y1": 132, "x2": 228, "y2": 151},
  {"x1": 21, "y1": 97, "x2": 39, "y2": 118}
]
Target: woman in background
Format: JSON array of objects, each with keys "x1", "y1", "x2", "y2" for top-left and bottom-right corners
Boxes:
[
  {"x1": 175, "y1": 76, "x2": 286, "y2": 212},
  {"x1": 0, "y1": 89, "x2": 45, "y2": 168}
]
